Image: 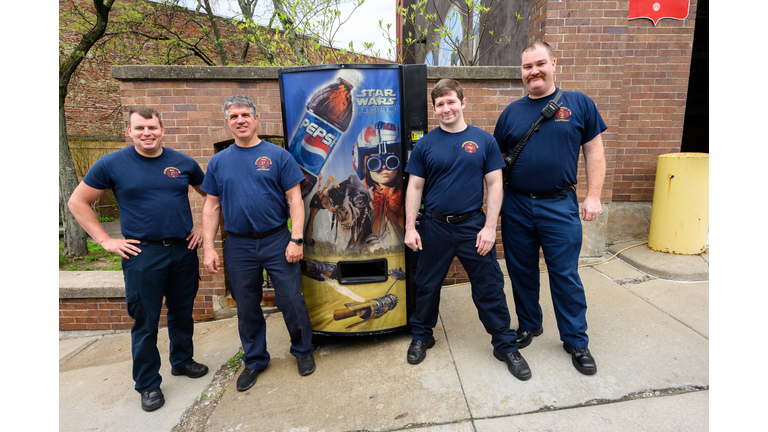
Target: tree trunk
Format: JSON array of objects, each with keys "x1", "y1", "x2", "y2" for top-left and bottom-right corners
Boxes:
[
  {"x1": 60, "y1": 105, "x2": 88, "y2": 257},
  {"x1": 59, "y1": 0, "x2": 115, "y2": 257}
]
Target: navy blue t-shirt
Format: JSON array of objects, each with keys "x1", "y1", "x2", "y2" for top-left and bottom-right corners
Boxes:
[
  {"x1": 201, "y1": 141, "x2": 305, "y2": 234},
  {"x1": 83, "y1": 146, "x2": 205, "y2": 240},
  {"x1": 405, "y1": 125, "x2": 505, "y2": 215},
  {"x1": 493, "y1": 88, "x2": 607, "y2": 193}
]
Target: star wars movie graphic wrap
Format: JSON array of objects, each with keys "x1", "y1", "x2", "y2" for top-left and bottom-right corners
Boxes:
[{"x1": 281, "y1": 66, "x2": 407, "y2": 334}]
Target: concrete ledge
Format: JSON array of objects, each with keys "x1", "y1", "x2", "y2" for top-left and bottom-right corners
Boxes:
[
  {"x1": 607, "y1": 241, "x2": 709, "y2": 281},
  {"x1": 59, "y1": 271, "x2": 124, "y2": 298},
  {"x1": 111, "y1": 65, "x2": 521, "y2": 81}
]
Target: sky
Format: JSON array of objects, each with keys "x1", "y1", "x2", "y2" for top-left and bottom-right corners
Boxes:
[{"x1": 177, "y1": 0, "x2": 397, "y2": 60}]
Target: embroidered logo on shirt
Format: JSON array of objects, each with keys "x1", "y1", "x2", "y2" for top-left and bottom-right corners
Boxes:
[
  {"x1": 164, "y1": 167, "x2": 180, "y2": 178},
  {"x1": 256, "y1": 156, "x2": 272, "y2": 170},
  {"x1": 462, "y1": 141, "x2": 478, "y2": 153},
  {"x1": 555, "y1": 107, "x2": 572, "y2": 121}
]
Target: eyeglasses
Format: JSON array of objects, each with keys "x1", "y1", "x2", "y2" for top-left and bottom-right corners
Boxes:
[{"x1": 366, "y1": 153, "x2": 400, "y2": 173}]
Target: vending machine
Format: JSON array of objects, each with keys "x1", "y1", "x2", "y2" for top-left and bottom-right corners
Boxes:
[{"x1": 279, "y1": 64, "x2": 427, "y2": 336}]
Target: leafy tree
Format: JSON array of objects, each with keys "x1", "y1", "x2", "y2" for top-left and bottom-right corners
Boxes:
[
  {"x1": 227, "y1": 0, "x2": 385, "y2": 65},
  {"x1": 382, "y1": 0, "x2": 522, "y2": 66},
  {"x1": 60, "y1": 0, "x2": 116, "y2": 258}
]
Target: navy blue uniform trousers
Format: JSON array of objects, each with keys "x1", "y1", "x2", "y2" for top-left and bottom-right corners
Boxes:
[
  {"x1": 223, "y1": 227, "x2": 314, "y2": 371},
  {"x1": 501, "y1": 188, "x2": 589, "y2": 348},
  {"x1": 121, "y1": 240, "x2": 199, "y2": 394},
  {"x1": 409, "y1": 211, "x2": 518, "y2": 354}
]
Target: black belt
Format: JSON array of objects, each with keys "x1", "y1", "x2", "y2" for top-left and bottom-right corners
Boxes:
[
  {"x1": 227, "y1": 222, "x2": 287, "y2": 239},
  {"x1": 125, "y1": 237, "x2": 185, "y2": 246},
  {"x1": 429, "y1": 209, "x2": 482, "y2": 224},
  {"x1": 511, "y1": 186, "x2": 574, "y2": 199}
]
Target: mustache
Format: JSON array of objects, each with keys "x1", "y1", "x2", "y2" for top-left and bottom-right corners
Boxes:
[{"x1": 527, "y1": 74, "x2": 545, "y2": 81}]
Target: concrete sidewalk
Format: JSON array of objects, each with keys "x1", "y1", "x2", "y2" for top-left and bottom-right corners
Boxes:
[{"x1": 59, "y1": 245, "x2": 709, "y2": 431}]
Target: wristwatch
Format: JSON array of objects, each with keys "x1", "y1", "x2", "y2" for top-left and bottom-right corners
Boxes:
[{"x1": 290, "y1": 237, "x2": 304, "y2": 245}]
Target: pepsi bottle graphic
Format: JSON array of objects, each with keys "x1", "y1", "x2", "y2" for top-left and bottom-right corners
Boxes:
[{"x1": 289, "y1": 70, "x2": 362, "y2": 197}]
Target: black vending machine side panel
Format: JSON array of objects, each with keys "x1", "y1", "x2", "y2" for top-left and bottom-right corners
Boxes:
[{"x1": 399, "y1": 65, "x2": 428, "y2": 328}]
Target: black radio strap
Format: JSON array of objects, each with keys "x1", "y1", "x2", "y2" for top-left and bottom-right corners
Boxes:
[{"x1": 502, "y1": 88, "x2": 564, "y2": 188}]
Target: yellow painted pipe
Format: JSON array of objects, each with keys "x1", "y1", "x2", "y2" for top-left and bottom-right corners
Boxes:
[{"x1": 648, "y1": 153, "x2": 709, "y2": 254}]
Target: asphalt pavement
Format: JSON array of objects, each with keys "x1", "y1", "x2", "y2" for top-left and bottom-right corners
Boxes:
[{"x1": 59, "y1": 241, "x2": 711, "y2": 431}]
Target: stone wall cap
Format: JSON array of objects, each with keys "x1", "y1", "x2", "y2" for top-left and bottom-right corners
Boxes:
[
  {"x1": 111, "y1": 65, "x2": 520, "y2": 81},
  {"x1": 59, "y1": 271, "x2": 125, "y2": 299}
]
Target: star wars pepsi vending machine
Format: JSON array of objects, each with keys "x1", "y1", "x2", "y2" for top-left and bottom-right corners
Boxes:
[{"x1": 279, "y1": 64, "x2": 426, "y2": 336}]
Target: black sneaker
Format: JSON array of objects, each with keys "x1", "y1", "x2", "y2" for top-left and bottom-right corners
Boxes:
[
  {"x1": 141, "y1": 387, "x2": 165, "y2": 412},
  {"x1": 297, "y1": 355, "x2": 316, "y2": 376},
  {"x1": 236, "y1": 368, "x2": 259, "y2": 391},
  {"x1": 171, "y1": 360, "x2": 209, "y2": 378}
]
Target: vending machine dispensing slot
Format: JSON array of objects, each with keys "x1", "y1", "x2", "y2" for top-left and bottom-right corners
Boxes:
[{"x1": 337, "y1": 259, "x2": 388, "y2": 285}]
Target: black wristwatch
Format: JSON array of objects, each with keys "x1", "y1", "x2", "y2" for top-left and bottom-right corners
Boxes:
[{"x1": 290, "y1": 237, "x2": 304, "y2": 245}]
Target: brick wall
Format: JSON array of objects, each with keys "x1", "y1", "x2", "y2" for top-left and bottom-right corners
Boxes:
[
  {"x1": 617, "y1": 4, "x2": 698, "y2": 201},
  {"x1": 119, "y1": 76, "x2": 285, "y2": 310},
  {"x1": 59, "y1": 286, "x2": 218, "y2": 331},
  {"x1": 529, "y1": 0, "x2": 698, "y2": 202},
  {"x1": 60, "y1": 0, "x2": 390, "y2": 141},
  {"x1": 60, "y1": 298, "x2": 134, "y2": 331},
  {"x1": 60, "y1": 1, "x2": 701, "y2": 329},
  {"x1": 426, "y1": 78, "x2": 526, "y2": 284}
]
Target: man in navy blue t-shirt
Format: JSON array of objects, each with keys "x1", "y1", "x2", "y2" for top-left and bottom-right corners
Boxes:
[
  {"x1": 201, "y1": 95, "x2": 315, "y2": 393},
  {"x1": 69, "y1": 107, "x2": 209, "y2": 412},
  {"x1": 404, "y1": 79, "x2": 531, "y2": 381},
  {"x1": 493, "y1": 41, "x2": 607, "y2": 375}
]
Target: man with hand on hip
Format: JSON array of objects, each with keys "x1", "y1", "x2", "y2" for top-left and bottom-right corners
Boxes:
[{"x1": 68, "y1": 106, "x2": 208, "y2": 412}]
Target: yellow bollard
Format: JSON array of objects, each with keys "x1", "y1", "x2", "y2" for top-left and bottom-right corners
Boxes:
[{"x1": 648, "y1": 153, "x2": 709, "y2": 254}]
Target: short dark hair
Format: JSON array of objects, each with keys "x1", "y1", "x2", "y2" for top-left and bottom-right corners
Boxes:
[
  {"x1": 431, "y1": 79, "x2": 464, "y2": 106},
  {"x1": 522, "y1": 40, "x2": 555, "y2": 61},
  {"x1": 127, "y1": 107, "x2": 163, "y2": 128}
]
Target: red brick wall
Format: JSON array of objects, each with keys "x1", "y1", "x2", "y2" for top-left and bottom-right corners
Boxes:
[
  {"x1": 61, "y1": 1, "x2": 700, "y2": 328},
  {"x1": 60, "y1": 0, "x2": 390, "y2": 141},
  {"x1": 120, "y1": 79, "x2": 285, "y2": 302},
  {"x1": 616, "y1": 4, "x2": 698, "y2": 201},
  {"x1": 59, "y1": 298, "x2": 133, "y2": 331},
  {"x1": 60, "y1": 294, "x2": 215, "y2": 332},
  {"x1": 427, "y1": 80, "x2": 526, "y2": 283},
  {"x1": 529, "y1": 0, "x2": 698, "y2": 203}
]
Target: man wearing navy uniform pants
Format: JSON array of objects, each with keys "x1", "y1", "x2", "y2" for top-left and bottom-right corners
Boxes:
[
  {"x1": 201, "y1": 95, "x2": 315, "y2": 393},
  {"x1": 494, "y1": 41, "x2": 606, "y2": 375},
  {"x1": 68, "y1": 107, "x2": 209, "y2": 412},
  {"x1": 404, "y1": 79, "x2": 531, "y2": 381}
]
